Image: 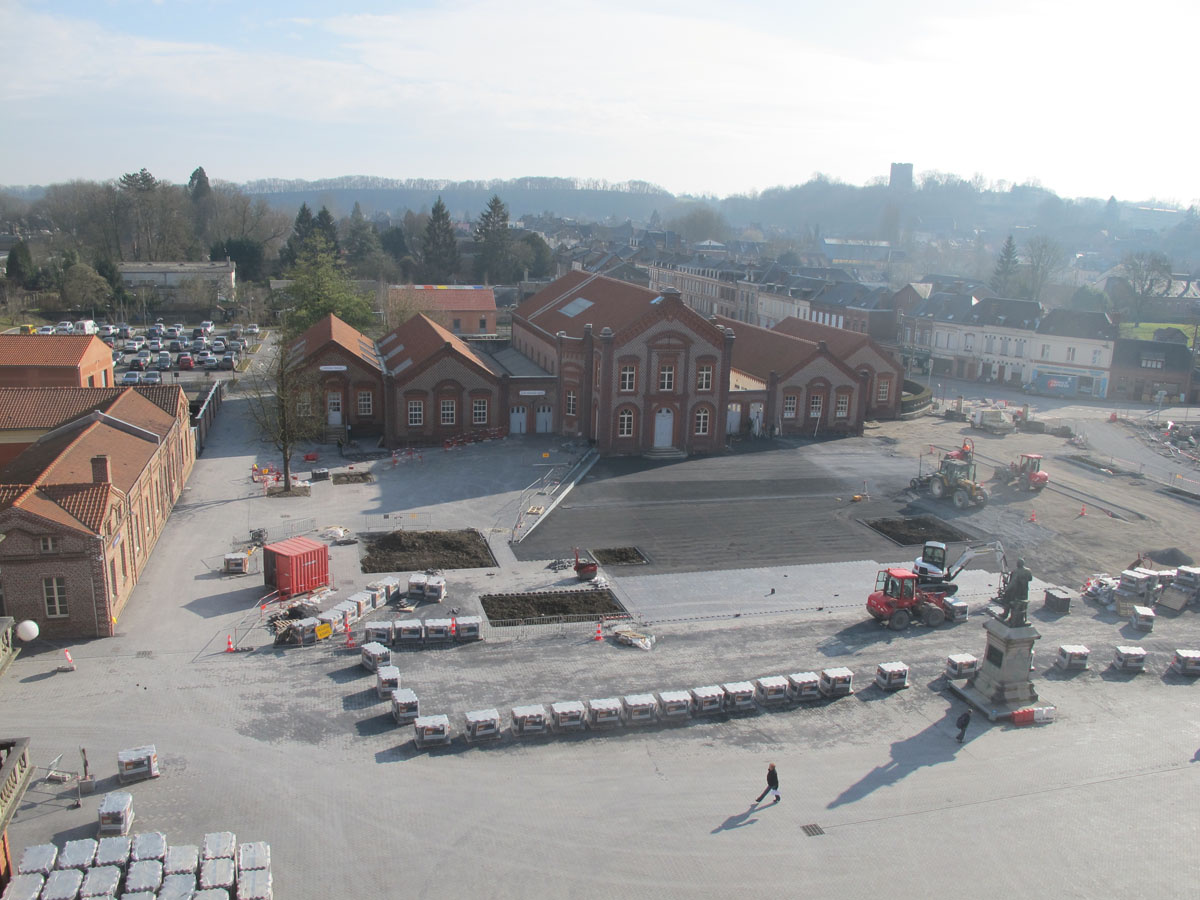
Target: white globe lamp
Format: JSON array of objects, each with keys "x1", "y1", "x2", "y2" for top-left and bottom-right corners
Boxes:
[{"x1": 16, "y1": 620, "x2": 39, "y2": 642}]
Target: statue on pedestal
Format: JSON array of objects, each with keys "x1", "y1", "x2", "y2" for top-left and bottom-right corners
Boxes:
[{"x1": 1000, "y1": 559, "x2": 1033, "y2": 627}]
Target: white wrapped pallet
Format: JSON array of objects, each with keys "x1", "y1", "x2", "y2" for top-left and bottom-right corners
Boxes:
[
  {"x1": 787, "y1": 673, "x2": 820, "y2": 701},
  {"x1": 237, "y1": 842, "x2": 271, "y2": 873},
  {"x1": 423, "y1": 618, "x2": 452, "y2": 642},
  {"x1": 40, "y1": 869, "x2": 83, "y2": 900},
  {"x1": 587, "y1": 697, "x2": 623, "y2": 727},
  {"x1": 754, "y1": 676, "x2": 790, "y2": 705},
  {"x1": 391, "y1": 688, "x2": 420, "y2": 725},
  {"x1": 159, "y1": 873, "x2": 197, "y2": 900},
  {"x1": 657, "y1": 690, "x2": 693, "y2": 720},
  {"x1": 236, "y1": 868, "x2": 274, "y2": 900},
  {"x1": 454, "y1": 615, "x2": 482, "y2": 641},
  {"x1": 164, "y1": 844, "x2": 199, "y2": 875},
  {"x1": 57, "y1": 838, "x2": 98, "y2": 870},
  {"x1": 363, "y1": 621, "x2": 392, "y2": 645},
  {"x1": 95, "y1": 837, "x2": 132, "y2": 869},
  {"x1": 18, "y1": 843, "x2": 58, "y2": 875},
  {"x1": 80, "y1": 865, "x2": 121, "y2": 898},
  {"x1": 413, "y1": 714, "x2": 452, "y2": 748},
  {"x1": 622, "y1": 694, "x2": 658, "y2": 724},
  {"x1": 202, "y1": 832, "x2": 237, "y2": 860},
  {"x1": 510, "y1": 704, "x2": 548, "y2": 736},
  {"x1": 200, "y1": 857, "x2": 236, "y2": 891},
  {"x1": 116, "y1": 746, "x2": 159, "y2": 783},
  {"x1": 408, "y1": 572, "x2": 427, "y2": 598},
  {"x1": 130, "y1": 832, "x2": 166, "y2": 863},
  {"x1": 424, "y1": 575, "x2": 446, "y2": 601},
  {"x1": 360, "y1": 641, "x2": 391, "y2": 671},
  {"x1": 722, "y1": 681, "x2": 756, "y2": 711},
  {"x1": 549, "y1": 700, "x2": 586, "y2": 731},
  {"x1": 690, "y1": 685, "x2": 724, "y2": 715},
  {"x1": 376, "y1": 665, "x2": 401, "y2": 699},
  {"x1": 393, "y1": 620, "x2": 424, "y2": 644},
  {"x1": 463, "y1": 708, "x2": 502, "y2": 742},
  {"x1": 97, "y1": 792, "x2": 134, "y2": 836},
  {"x1": 2, "y1": 873, "x2": 45, "y2": 900},
  {"x1": 125, "y1": 859, "x2": 164, "y2": 894}
]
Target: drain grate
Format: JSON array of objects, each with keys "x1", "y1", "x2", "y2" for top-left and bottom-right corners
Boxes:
[
  {"x1": 136, "y1": 650, "x2": 154, "y2": 658},
  {"x1": 801, "y1": 824, "x2": 825, "y2": 837}
]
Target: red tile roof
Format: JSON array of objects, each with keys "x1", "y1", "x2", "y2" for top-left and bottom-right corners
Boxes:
[
  {"x1": 714, "y1": 316, "x2": 824, "y2": 380},
  {"x1": 771, "y1": 317, "x2": 874, "y2": 358},
  {"x1": 515, "y1": 272, "x2": 661, "y2": 339},
  {"x1": 0, "y1": 386, "x2": 186, "y2": 430},
  {"x1": 0, "y1": 335, "x2": 110, "y2": 367},
  {"x1": 0, "y1": 482, "x2": 116, "y2": 534},
  {"x1": 389, "y1": 285, "x2": 497, "y2": 312},
  {"x1": 377, "y1": 314, "x2": 500, "y2": 377},
  {"x1": 289, "y1": 315, "x2": 381, "y2": 371}
]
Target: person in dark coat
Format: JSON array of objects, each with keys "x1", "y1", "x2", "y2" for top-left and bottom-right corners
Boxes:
[
  {"x1": 755, "y1": 762, "x2": 781, "y2": 804},
  {"x1": 955, "y1": 708, "x2": 972, "y2": 743}
]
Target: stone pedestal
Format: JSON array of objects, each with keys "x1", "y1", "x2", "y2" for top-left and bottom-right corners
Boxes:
[{"x1": 948, "y1": 617, "x2": 1044, "y2": 721}]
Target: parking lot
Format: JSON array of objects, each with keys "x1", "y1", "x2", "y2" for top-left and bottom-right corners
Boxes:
[
  {"x1": 104, "y1": 320, "x2": 264, "y2": 386},
  {"x1": 3, "y1": 391, "x2": 1200, "y2": 899}
]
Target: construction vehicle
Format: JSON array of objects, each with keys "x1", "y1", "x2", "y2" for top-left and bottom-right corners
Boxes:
[
  {"x1": 970, "y1": 408, "x2": 1015, "y2": 435},
  {"x1": 573, "y1": 547, "x2": 598, "y2": 581},
  {"x1": 993, "y1": 453, "x2": 1048, "y2": 491},
  {"x1": 912, "y1": 457, "x2": 989, "y2": 509},
  {"x1": 866, "y1": 568, "x2": 959, "y2": 630},
  {"x1": 945, "y1": 437, "x2": 974, "y2": 462},
  {"x1": 911, "y1": 540, "x2": 1008, "y2": 591}
]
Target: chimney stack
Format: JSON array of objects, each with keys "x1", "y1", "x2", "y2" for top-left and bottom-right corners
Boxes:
[{"x1": 90, "y1": 454, "x2": 111, "y2": 484}]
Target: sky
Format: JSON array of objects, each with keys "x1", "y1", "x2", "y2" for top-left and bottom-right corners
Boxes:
[{"x1": 2, "y1": 0, "x2": 1198, "y2": 204}]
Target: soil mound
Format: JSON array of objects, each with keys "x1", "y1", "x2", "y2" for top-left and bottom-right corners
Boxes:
[
  {"x1": 1147, "y1": 547, "x2": 1194, "y2": 566},
  {"x1": 361, "y1": 529, "x2": 495, "y2": 573}
]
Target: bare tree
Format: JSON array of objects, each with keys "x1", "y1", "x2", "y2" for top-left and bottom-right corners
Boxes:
[
  {"x1": 243, "y1": 339, "x2": 324, "y2": 493},
  {"x1": 1120, "y1": 251, "x2": 1172, "y2": 323},
  {"x1": 1024, "y1": 236, "x2": 1067, "y2": 302}
]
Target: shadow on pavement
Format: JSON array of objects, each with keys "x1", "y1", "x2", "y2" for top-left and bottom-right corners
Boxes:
[
  {"x1": 711, "y1": 806, "x2": 761, "y2": 834},
  {"x1": 826, "y1": 709, "x2": 965, "y2": 809}
]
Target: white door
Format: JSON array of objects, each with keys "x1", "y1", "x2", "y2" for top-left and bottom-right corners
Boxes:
[
  {"x1": 535, "y1": 404, "x2": 553, "y2": 433},
  {"x1": 509, "y1": 405, "x2": 527, "y2": 434},
  {"x1": 653, "y1": 408, "x2": 674, "y2": 448},
  {"x1": 327, "y1": 392, "x2": 343, "y2": 426},
  {"x1": 726, "y1": 403, "x2": 742, "y2": 433}
]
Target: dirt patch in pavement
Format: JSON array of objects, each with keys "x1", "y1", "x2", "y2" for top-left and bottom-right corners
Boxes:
[
  {"x1": 592, "y1": 547, "x2": 648, "y2": 565},
  {"x1": 481, "y1": 589, "x2": 626, "y2": 624},
  {"x1": 266, "y1": 484, "x2": 311, "y2": 498},
  {"x1": 332, "y1": 472, "x2": 374, "y2": 485},
  {"x1": 863, "y1": 515, "x2": 973, "y2": 546},
  {"x1": 360, "y1": 529, "x2": 496, "y2": 573}
]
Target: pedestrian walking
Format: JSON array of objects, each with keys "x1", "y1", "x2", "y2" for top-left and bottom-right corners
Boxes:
[
  {"x1": 955, "y1": 708, "x2": 972, "y2": 743},
  {"x1": 754, "y1": 762, "x2": 781, "y2": 804}
]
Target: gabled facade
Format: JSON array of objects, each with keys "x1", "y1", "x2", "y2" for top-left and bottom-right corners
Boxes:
[
  {"x1": 287, "y1": 315, "x2": 385, "y2": 439},
  {"x1": 0, "y1": 335, "x2": 114, "y2": 389},
  {"x1": 386, "y1": 285, "x2": 498, "y2": 336}
]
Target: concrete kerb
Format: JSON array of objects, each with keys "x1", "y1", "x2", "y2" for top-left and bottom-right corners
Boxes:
[{"x1": 511, "y1": 448, "x2": 600, "y2": 543}]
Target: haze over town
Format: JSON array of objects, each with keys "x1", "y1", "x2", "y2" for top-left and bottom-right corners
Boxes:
[{"x1": 3, "y1": 0, "x2": 1198, "y2": 205}]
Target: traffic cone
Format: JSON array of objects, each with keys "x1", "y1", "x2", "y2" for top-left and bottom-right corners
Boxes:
[
  {"x1": 450, "y1": 617, "x2": 457, "y2": 638},
  {"x1": 344, "y1": 613, "x2": 357, "y2": 649},
  {"x1": 1080, "y1": 504, "x2": 1087, "y2": 517},
  {"x1": 226, "y1": 635, "x2": 234, "y2": 653},
  {"x1": 594, "y1": 620, "x2": 603, "y2": 642},
  {"x1": 1028, "y1": 509, "x2": 1037, "y2": 524},
  {"x1": 62, "y1": 650, "x2": 75, "y2": 671}
]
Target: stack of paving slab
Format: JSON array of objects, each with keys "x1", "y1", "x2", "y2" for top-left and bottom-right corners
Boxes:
[
  {"x1": 7, "y1": 829, "x2": 272, "y2": 900},
  {"x1": 1159, "y1": 565, "x2": 1200, "y2": 612}
]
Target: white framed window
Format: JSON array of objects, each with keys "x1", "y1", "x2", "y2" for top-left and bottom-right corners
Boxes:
[
  {"x1": 658, "y1": 365, "x2": 674, "y2": 392},
  {"x1": 964, "y1": 334, "x2": 975, "y2": 351},
  {"x1": 696, "y1": 364, "x2": 713, "y2": 391},
  {"x1": 297, "y1": 395, "x2": 313, "y2": 416},
  {"x1": 39, "y1": 536, "x2": 59, "y2": 553},
  {"x1": 783, "y1": 395, "x2": 797, "y2": 418},
  {"x1": 1041, "y1": 344, "x2": 1051, "y2": 359},
  {"x1": 566, "y1": 390, "x2": 577, "y2": 416},
  {"x1": 440, "y1": 399, "x2": 456, "y2": 425},
  {"x1": 619, "y1": 365, "x2": 636, "y2": 392},
  {"x1": 1015, "y1": 341, "x2": 1025, "y2": 359},
  {"x1": 43, "y1": 576, "x2": 67, "y2": 618},
  {"x1": 694, "y1": 408, "x2": 710, "y2": 435},
  {"x1": 357, "y1": 391, "x2": 373, "y2": 416},
  {"x1": 407, "y1": 400, "x2": 423, "y2": 427},
  {"x1": 617, "y1": 408, "x2": 633, "y2": 437},
  {"x1": 876, "y1": 379, "x2": 890, "y2": 403},
  {"x1": 1066, "y1": 347, "x2": 1076, "y2": 362},
  {"x1": 473, "y1": 398, "x2": 488, "y2": 425},
  {"x1": 809, "y1": 395, "x2": 823, "y2": 418},
  {"x1": 836, "y1": 394, "x2": 850, "y2": 418},
  {"x1": 1092, "y1": 349, "x2": 1102, "y2": 365}
]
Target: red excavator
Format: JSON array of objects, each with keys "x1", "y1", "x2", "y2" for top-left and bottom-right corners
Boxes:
[
  {"x1": 866, "y1": 568, "x2": 962, "y2": 631},
  {"x1": 993, "y1": 453, "x2": 1048, "y2": 491}
]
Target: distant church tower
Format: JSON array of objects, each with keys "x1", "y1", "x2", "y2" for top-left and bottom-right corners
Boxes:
[{"x1": 889, "y1": 163, "x2": 914, "y2": 192}]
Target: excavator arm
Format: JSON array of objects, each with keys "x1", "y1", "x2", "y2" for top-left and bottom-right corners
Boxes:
[{"x1": 945, "y1": 541, "x2": 1008, "y2": 581}]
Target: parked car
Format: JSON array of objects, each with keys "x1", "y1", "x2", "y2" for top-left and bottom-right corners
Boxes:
[
  {"x1": 156, "y1": 352, "x2": 172, "y2": 370},
  {"x1": 178, "y1": 353, "x2": 195, "y2": 370},
  {"x1": 55, "y1": 321, "x2": 73, "y2": 334},
  {"x1": 98, "y1": 324, "x2": 115, "y2": 337},
  {"x1": 164, "y1": 326, "x2": 180, "y2": 339},
  {"x1": 200, "y1": 320, "x2": 215, "y2": 334},
  {"x1": 172, "y1": 322, "x2": 184, "y2": 332},
  {"x1": 124, "y1": 337, "x2": 145, "y2": 352},
  {"x1": 146, "y1": 339, "x2": 163, "y2": 353},
  {"x1": 211, "y1": 338, "x2": 226, "y2": 354},
  {"x1": 220, "y1": 352, "x2": 238, "y2": 370},
  {"x1": 203, "y1": 355, "x2": 221, "y2": 370},
  {"x1": 121, "y1": 371, "x2": 142, "y2": 385},
  {"x1": 168, "y1": 339, "x2": 184, "y2": 353},
  {"x1": 141, "y1": 370, "x2": 162, "y2": 384},
  {"x1": 37, "y1": 325, "x2": 55, "y2": 335},
  {"x1": 128, "y1": 356, "x2": 147, "y2": 371},
  {"x1": 228, "y1": 325, "x2": 243, "y2": 340},
  {"x1": 190, "y1": 338, "x2": 208, "y2": 353},
  {"x1": 226, "y1": 338, "x2": 245, "y2": 352},
  {"x1": 146, "y1": 325, "x2": 163, "y2": 339},
  {"x1": 101, "y1": 336, "x2": 116, "y2": 348},
  {"x1": 246, "y1": 323, "x2": 260, "y2": 335},
  {"x1": 195, "y1": 349, "x2": 212, "y2": 363}
]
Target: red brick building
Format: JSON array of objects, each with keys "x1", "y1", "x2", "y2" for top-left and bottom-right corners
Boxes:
[
  {"x1": 0, "y1": 335, "x2": 114, "y2": 388},
  {"x1": 287, "y1": 315, "x2": 385, "y2": 441},
  {"x1": 387, "y1": 285, "x2": 498, "y2": 335},
  {"x1": 0, "y1": 386, "x2": 194, "y2": 639},
  {"x1": 513, "y1": 272, "x2": 733, "y2": 455}
]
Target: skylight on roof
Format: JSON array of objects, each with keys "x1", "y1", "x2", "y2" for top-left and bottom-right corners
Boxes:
[{"x1": 559, "y1": 297, "x2": 594, "y2": 318}]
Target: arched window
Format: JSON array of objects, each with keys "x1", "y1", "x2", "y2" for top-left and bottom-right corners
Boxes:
[
  {"x1": 618, "y1": 408, "x2": 634, "y2": 437},
  {"x1": 694, "y1": 407, "x2": 710, "y2": 435}
]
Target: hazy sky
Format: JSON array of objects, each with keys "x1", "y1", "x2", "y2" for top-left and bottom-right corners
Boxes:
[{"x1": 2, "y1": 0, "x2": 1196, "y2": 203}]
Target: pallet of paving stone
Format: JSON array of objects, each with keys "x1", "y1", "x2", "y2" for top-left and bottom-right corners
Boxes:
[
  {"x1": 159, "y1": 872, "x2": 199, "y2": 900},
  {"x1": 41, "y1": 869, "x2": 84, "y2": 900},
  {"x1": 95, "y1": 836, "x2": 132, "y2": 870},
  {"x1": 164, "y1": 844, "x2": 199, "y2": 875},
  {"x1": 17, "y1": 843, "x2": 57, "y2": 876},
  {"x1": 1, "y1": 873, "x2": 45, "y2": 900},
  {"x1": 125, "y1": 859, "x2": 163, "y2": 894},
  {"x1": 56, "y1": 838, "x2": 98, "y2": 870},
  {"x1": 202, "y1": 832, "x2": 237, "y2": 860},
  {"x1": 237, "y1": 867, "x2": 274, "y2": 899},
  {"x1": 236, "y1": 841, "x2": 271, "y2": 873},
  {"x1": 200, "y1": 856, "x2": 236, "y2": 891},
  {"x1": 130, "y1": 832, "x2": 167, "y2": 863},
  {"x1": 79, "y1": 864, "x2": 121, "y2": 898}
]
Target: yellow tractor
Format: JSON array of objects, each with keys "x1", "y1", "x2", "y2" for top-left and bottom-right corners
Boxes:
[{"x1": 927, "y1": 458, "x2": 989, "y2": 509}]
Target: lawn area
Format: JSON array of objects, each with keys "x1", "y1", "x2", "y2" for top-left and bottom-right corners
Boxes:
[{"x1": 1119, "y1": 321, "x2": 1196, "y2": 343}]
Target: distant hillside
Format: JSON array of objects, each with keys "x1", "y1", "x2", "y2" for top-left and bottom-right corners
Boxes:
[{"x1": 241, "y1": 176, "x2": 674, "y2": 223}]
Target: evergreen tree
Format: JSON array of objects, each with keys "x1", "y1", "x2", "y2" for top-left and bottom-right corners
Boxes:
[
  {"x1": 422, "y1": 196, "x2": 460, "y2": 283},
  {"x1": 343, "y1": 202, "x2": 381, "y2": 264},
  {"x1": 314, "y1": 206, "x2": 340, "y2": 255},
  {"x1": 990, "y1": 235, "x2": 1019, "y2": 296},
  {"x1": 186, "y1": 166, "x2": 211, "y2": 202},
  {"x1": 4, "y1": 239, "x2": 34, "y2": 288},
  {"x1": 521, "y1": 232, "x2": 553, "y2": 278},
  {"x1": 473, "y1": 194, "x2": 512, "y2": 283},
  {"x1": 212, "y1": 237, "x2": 266, "y2": 283},
  {"x1": 380, "y1": 225, "x2": 407, "y2": 261},
  {"x1": 280, "y1": 235, "x2": 374, "y2": 334},
  {"x1": 279, "y1": 203, "x2": 316, "y2": 270}
]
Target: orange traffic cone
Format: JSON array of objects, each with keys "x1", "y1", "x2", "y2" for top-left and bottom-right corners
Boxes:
[
  {"x1": 450, "y1": 617, "x2": 457, "y2": 638},
  {"x1": 594, "y1": 620, "x2": 603, "y2": 642},
  {"x1": 1028, "y1": 509, "x2": 1037, "y2": 524},
  {"x1": 1080, "y1": 504, "x2": 1087, "y2": 517},
  {"x1": 344, "y1": 613, "x2": 357, "y2": 649},
  {"x1": 62, "y1": 650, "x2": 75, "y2": 671},
  {"x1": 226, "y1": 635, "x2": 235, "y2": 652}
]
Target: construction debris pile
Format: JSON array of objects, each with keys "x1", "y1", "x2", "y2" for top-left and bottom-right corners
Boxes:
[
  {"x1": 10, "y1": 829, "x2": 273, "y2": 900},
  {"x1": 1082, "y1": 561, "x2": 1200, "y2": 615}
]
